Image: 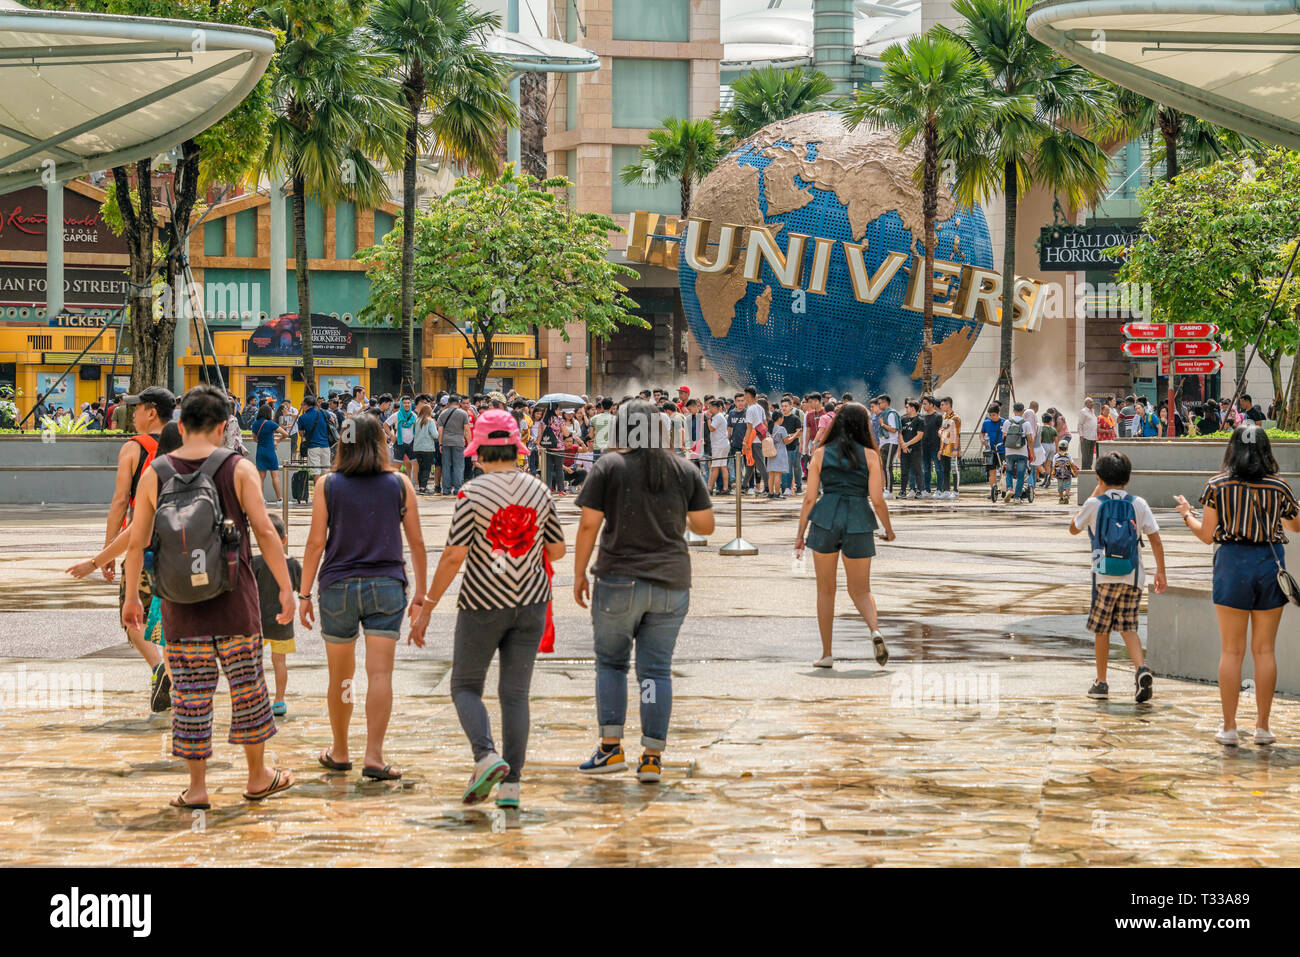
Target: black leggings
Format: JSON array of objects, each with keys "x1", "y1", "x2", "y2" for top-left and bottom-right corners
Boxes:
[
  {"x1": 415, "y1": 450, "x2": 436, "y2": 490},
  {"x1": 880, "y1": 443, "x2": 898, "y2": 492}
]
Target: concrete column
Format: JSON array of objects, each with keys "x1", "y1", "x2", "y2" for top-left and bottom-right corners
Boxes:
[
  {"x1": 45, "y1": 180, "x2": 63, "y2": 316},
  {"x1": 269, "y1": 176, "x2": 287, "y2": 318},
  {"x1": 509, "y1": 75, "x2": 522, "y2": 172},
  {"x1": 813, "y1": 0, "x2": 855, "y2": 96}
]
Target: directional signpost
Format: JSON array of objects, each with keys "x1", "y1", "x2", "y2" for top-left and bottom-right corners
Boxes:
[{"x1": 1122, "y1": 322, "x2": 1222, "y2": 436}]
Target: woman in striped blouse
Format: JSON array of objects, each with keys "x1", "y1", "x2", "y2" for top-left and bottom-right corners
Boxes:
[{"x1": 1176, "y1": 425, "x2": 1300, "y2": 746}]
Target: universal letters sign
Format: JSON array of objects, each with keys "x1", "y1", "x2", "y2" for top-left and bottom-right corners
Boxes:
[{"x1": 628, "y1": 211, "x2": 1051, "y2": 333}]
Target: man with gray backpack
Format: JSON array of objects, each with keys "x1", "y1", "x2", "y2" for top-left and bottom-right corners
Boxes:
[
  {"x1": 122, "y1": 385, "x2": 298, "y2": 810},
  {"x1": 1000, "y1": 403, "x2": 1035, "y2": 503}
]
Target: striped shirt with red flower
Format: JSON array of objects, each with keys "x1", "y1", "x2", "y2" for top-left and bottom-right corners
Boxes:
[{"x1": 447, "y1": 470, "x2": 563, "y2": 610}]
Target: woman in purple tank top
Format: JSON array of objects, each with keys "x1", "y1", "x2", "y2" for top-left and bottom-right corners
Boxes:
[{"x1": 298, "y1": 413, "x2": 427, "y2": 780}]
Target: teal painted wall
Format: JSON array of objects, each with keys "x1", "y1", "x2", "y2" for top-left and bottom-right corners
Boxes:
[
  {"x1": 201, "y1": 267, "x2": 376, "y2": 322},
  {"x1": 234, "y1": 208, "x2": 257, "y2": 258}
]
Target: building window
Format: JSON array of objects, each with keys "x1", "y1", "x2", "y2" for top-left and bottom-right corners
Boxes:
[
  {"x1": 566, "y1": 0, "x2": 577, "y2": 43},
  {"x1": 204, "y1": 218, "x2": 225, "y2": 257},
  {"x1": 306, "y1": 196, "x2": 326, "y2": 260},
  {"x1": 565, "y1": 149, "x2": 577, "y2": 208},
  {"x1": 335, "y1": 201, "x2": 357, "y2": 259},
  {"x1": 612, "y1": 59, "x2": 689, "y2": 129},
  {"x1": 613, "y1": 0, "x2": 689, "y2": 41},
  {"x1": 611, "y1": 145, "x2": 681, "y2": 216},
  {"x1": 234, "y1": 208, "x2": 257, "y2": 258},
  {"x1": 375, "y1": 210, "x2": 395, "y2": 243}
]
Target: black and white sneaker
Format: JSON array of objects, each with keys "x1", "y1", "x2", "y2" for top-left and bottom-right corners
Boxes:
[
  {"x1": 150, "y1": 662, "x2": 171, "y2": 712},
  {"x1": 1087, "y1": 680, "x2": 1109, "y2": 699},
  {"x1": 1135, "y1": 666, "x2": 1154, "y2": 703}
]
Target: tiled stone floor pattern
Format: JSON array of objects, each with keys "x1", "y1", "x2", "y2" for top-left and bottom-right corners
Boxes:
[{"x1": 4, "y1": 675, "x2": 1299, "y2": 866}]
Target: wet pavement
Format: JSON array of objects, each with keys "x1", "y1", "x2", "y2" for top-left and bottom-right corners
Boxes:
[{"x1": 3, "y1": 489, "x2": 1293, "y2": 866}]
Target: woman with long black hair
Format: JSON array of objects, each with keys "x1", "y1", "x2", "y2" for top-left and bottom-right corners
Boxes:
[
  {"x1": 572, "y1": 400, "x2": 715, "y2": 783},
  {"x1": 796, "y1": 401, "x2": 895, "y2": 669},
  {"x1": 1176, "y1": 424, "x2": 1300, "y2": 745}
]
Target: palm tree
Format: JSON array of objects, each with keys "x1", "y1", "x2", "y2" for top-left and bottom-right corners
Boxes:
[
  {"x1": 1099, "y1": 85, "x2": 1259, "y2": 183},
  {"x1": 618, "y1": 117, "x2": 725, "y2": 218},
  {"x1": 845, "y1": 33, "x2": 1011, "y2": 394},
  {"x1": 715, "y1": 65, "x2": 836, "y2": 146},
  {"x1": 940, "y1": 0, "x2": 1114, "y2": 409},
  {"x1": 260, "y1": 2, "x2": 408, "y2": 392},
  {"x1": 366, "y1": 0, "x2": 518, "y2": 394}
]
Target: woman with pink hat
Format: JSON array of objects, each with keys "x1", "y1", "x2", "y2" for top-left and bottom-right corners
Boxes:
[{"x1": 410, "y1": 409, "x2": 567, "y2": 811}]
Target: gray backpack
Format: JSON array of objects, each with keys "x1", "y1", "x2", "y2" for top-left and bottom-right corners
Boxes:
[
  {"x1": 1004, "y1": 418, "x2": 1027, "y2": 450},
  {"x1": 149, "y1": 448, "x2": 242, "y2": 603}
]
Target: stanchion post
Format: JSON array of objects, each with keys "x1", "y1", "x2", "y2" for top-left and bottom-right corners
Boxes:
[
  {"x1": 719, "y1": 451, "x2": 757, "y2": 556},
  {"x1": 281, "y1": 464, "x2": 290, "y2": 529},
  {"x1": 685, "y1": 453, "x2": 708, "y2": 546}
]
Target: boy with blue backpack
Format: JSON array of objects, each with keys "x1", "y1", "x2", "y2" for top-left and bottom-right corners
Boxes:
[{"x1": 1069, "y1": 452, "x2": 1167, "y2": 702}]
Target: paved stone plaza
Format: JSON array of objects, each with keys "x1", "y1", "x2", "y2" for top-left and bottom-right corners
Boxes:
[{"x1": 3, "y1": 490, "x2": 1299, "y2": 866}]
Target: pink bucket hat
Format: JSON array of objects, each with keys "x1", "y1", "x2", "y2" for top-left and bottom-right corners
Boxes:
[{"x1": 464, "y1": 408, "x2": 529, "y2": 457}]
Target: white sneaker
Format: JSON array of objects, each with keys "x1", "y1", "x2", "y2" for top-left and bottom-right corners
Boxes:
[
  {"x1": 268, "y1": 498, "x2": 281, "y2": 506},
  {"x1": 1215, "y1": 726, "x2": 1239, "y2": 746},
  {"x1": 1254, "y1": 728, "x2": 1276, "y2": 746},
  {"x1": 882, "y1": 490, "x2": 893, "y2": 499},
  {"x1": 812, "y1": 655, "x2": 833, "y2": 668}
]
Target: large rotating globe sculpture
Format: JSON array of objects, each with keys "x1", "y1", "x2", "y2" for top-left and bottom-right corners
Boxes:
[{"x1": 679, "y1": 111, "x2": 994, "y2": 398}]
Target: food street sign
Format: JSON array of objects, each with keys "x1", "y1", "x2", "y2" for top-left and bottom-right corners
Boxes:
[
  {"x1": 1122, "y1": 322, "x2": 1167, "y2": 338},
  {"x1": 1172, "y1": 358, "x2": 1223, "y2": 375},
  {"x1": 1171, "y1": 323, "x2": 1218, "y2": 339},
  {"x1": 1171, "y1": 341, "x2": 1221, "y2": 358},
  {"x1": 1122, "y1": 341, "x2": 1159, "y2": 358}
]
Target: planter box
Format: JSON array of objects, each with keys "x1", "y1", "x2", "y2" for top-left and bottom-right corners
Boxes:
[
  {"x1": 0, "y1": 433, "x2": 287, "y2": 504},
  {"x1": 1148, "y1": 543, "x2": 1300, "y2": 693},
  {"x1": 1080, "y1": 439, "x2": 1300, "y2": 508}
]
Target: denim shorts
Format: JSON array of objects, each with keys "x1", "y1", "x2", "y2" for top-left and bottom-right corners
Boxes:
[
  {"x1": 319, "y1": 576, "x2": 407, "y2": 642},
  {"x1": 806, "y1": 523, "x2": 876, "y2": 559},
  {"x1": 1213, "y1": 543, "x2": 1288, "y2": 611}
]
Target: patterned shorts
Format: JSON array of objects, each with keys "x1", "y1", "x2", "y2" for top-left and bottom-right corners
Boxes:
[
  {"x1": 165, "y1": 634, "x2": 275, "y2": 760},
  {"x1": 1087, "y1": 582, "x2": 1142, "y2": 635}
]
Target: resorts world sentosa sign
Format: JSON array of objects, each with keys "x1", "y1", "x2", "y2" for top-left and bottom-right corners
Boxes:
[{"x1": 626, "y1": 211, "x2": 1051, "y2": 333}]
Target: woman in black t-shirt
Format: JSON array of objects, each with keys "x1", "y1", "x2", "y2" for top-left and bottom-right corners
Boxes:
[{"x1": 572, "y1": 401, "x2": 715, "y2": 784}]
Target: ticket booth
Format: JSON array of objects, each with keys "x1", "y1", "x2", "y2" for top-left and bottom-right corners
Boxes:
[
  {"x1": 0, "y1": 319, "x2": 132, "y2": 420},
  {"x1": 179, "y1": 314, "x2": 376, "y2": 405},
  {"x1": 422, "y1": 325, "x2": 544, "y2": 397}
]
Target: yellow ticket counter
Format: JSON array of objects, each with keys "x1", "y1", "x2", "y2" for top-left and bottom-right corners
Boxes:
[
  {"x1": 178, "y1": 328, "x2": 376, "y2": 405},
  {"x1": 423, "y1": 330, "x2": 544, "y2": 397},
  {"x1": 0, "y1": 322, "x2": 132, "y2": 418}
]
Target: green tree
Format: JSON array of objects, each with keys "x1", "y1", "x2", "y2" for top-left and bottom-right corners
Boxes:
[
  {"x1": 714, "y1": 65, "x2": 836, "y2": 146},
  {"x1": 258, "y1": 0, "x2": 408, "y2": 393},
  {"x1": 26, "y1": 0, "x2": 273, "y2": 392},
  {"x1": 618, "y1": 118, "x2": 725, "y2": 218},
  {"x1": 941, "y1": 0, "x2": 1113, "y2": 409},
  {"x1": 844, "y1": 32, "x2": 1012, "y2": 393},
  {"x1": 356, "y1": 166, "x2": 646, "y2": 393},
  {"x1": 1098, "y1": 85, "x2": 1260, "y2": 183},
  {"x1": 366, "y1": 0, "x2": 518, "y2": 393},
  {"x1": 1120, "y1": 150, "x2": 1300, "y2": 426}
]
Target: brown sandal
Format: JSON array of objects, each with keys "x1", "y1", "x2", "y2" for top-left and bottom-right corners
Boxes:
[{"x1": 243, "y1": 768, "x2": 293, "y2": 801}]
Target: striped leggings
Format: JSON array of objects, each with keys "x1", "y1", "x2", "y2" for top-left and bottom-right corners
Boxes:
[{"x1": 166, "y1": 633, "x2": 276, "y2": 760}]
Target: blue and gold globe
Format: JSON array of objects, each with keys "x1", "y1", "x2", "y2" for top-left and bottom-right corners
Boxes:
[{"x1": 679, "y1": 111, "x2": 994, "y2": 397}]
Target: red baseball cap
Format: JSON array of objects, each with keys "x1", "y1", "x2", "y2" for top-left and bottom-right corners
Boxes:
[{"x1": 677, "y1": 385, "x2": 690, "y2": 395}]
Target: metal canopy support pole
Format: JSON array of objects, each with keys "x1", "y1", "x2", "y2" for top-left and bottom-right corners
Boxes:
[
  {"x1": 507, "y1": 1, "x2": 521, "y2": 170},
  {"x1": 45, "y1": 177, "x2": 63, "y2": 317}
]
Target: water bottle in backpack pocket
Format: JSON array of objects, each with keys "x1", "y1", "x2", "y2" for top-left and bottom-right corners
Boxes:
[
  {"x1": 1090, "y1": 493, "x2": 1140, "y2": 577},
  {"x1": 148, "y1": 448, "x2": 242, "y2": 603}
]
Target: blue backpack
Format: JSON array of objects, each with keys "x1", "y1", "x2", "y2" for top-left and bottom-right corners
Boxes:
[{"x1": 1091, "y1": 493, "x2": 1140, "y2": 577}]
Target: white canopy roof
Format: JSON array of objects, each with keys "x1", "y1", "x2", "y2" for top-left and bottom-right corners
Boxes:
[
  {"x1": 0, "y1": 1, "x2": 274, "y2": 192},
  {"x1": 481, "y1": 30, "x2": 599, "y2": 73},
  {"x1": 720, "y1": 0, "x2": 920, "y2": 71},
  {"x1": 1028, "y1": 0, "x2": 1300, "y2": 150}
]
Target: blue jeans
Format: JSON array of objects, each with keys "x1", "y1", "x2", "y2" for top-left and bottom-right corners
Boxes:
[
  {"x1": 441, "y1": 445, "x2": 465, "y2": 493},
  {"x1": 921, "y1": 447, "x2": 938, "y2": 493},
  {"x1": 591, "y1": 576, "x2": 689, "y2": 751},
  {"x1": 1005, "y1": 455, "x2": 1029, "y2": 499}
]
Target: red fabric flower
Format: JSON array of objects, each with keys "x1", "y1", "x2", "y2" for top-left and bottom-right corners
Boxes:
[{"x1": 486, "y1": 504, "x2": 538, "y2": 557}]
